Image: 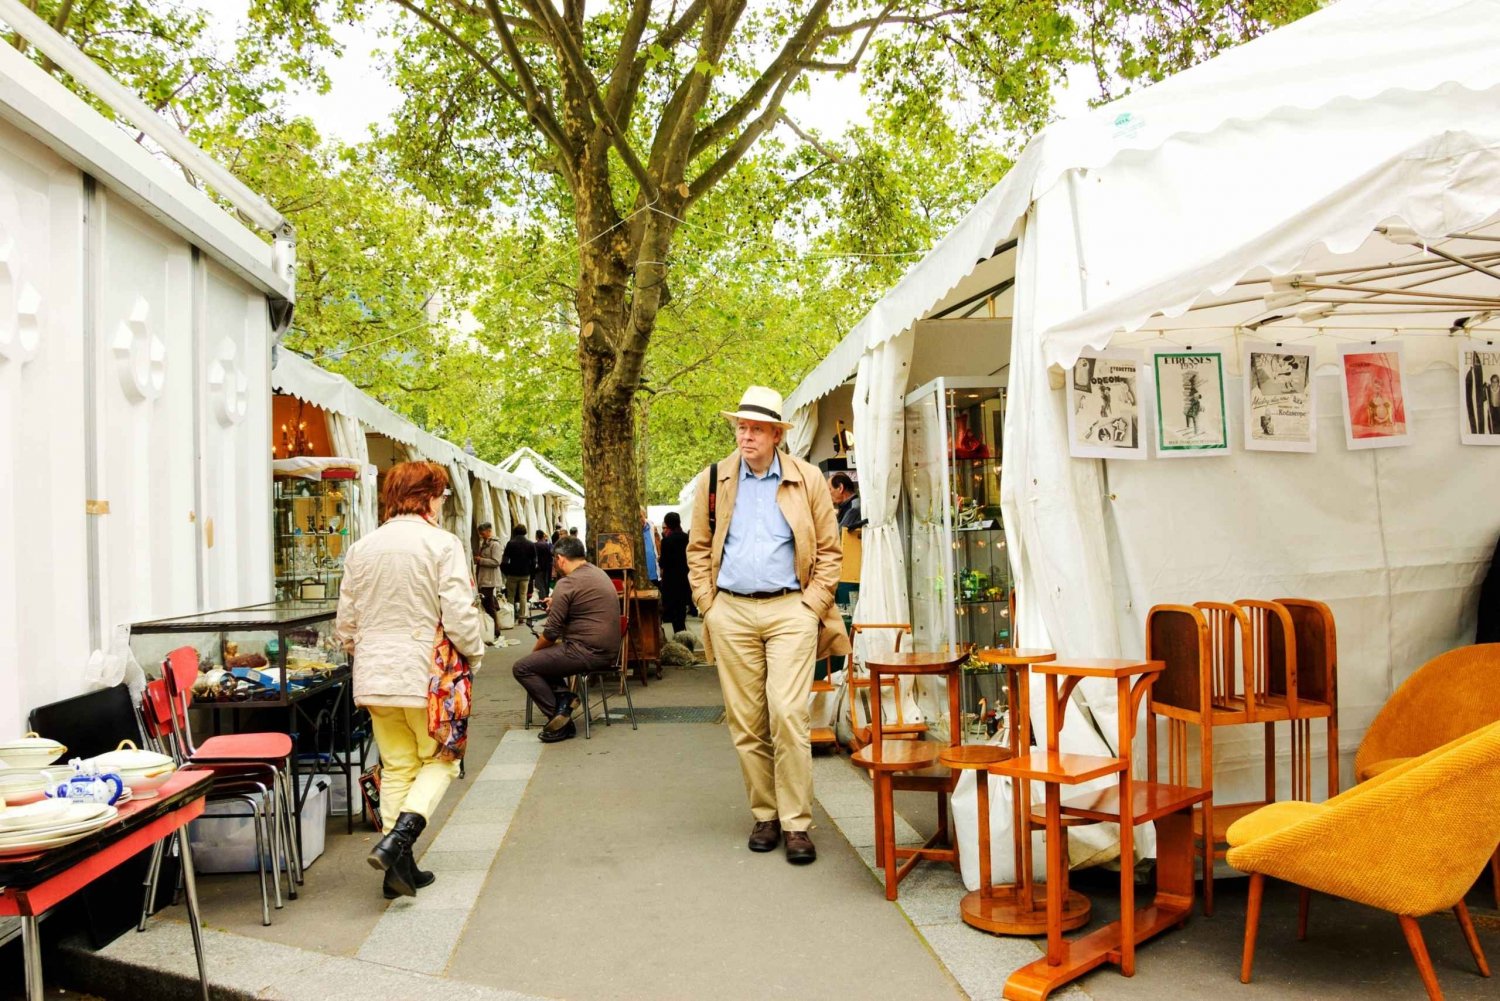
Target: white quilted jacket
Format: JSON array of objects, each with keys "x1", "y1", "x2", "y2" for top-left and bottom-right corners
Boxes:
[{"x1": 334, "y1": 515, "x2": 486, "y2": 708}]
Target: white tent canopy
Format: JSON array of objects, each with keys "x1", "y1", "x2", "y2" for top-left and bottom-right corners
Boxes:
[
  {"x1": 497, "y1": 447, "x2": 586, "y2": 537},
  {"x1": 782, "y1": 0, "x2": 1500, "y2": 879}
]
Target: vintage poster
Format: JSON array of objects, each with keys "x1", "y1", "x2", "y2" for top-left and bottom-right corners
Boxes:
[
  {"x1": 1152, "y1": 349, "x2": 1229, "y2": 456},
  {"x1": 1459, "y1": 342, "x2": 1500, "y2": 445},
  {"x1": 1242, "y1": 342, "x2": 1317, "y2": 453},
  {"x1": 1066, "y1": 348, "x2": 1149, "y2": 460},
  {"x1": 1339, "y1": 343, "x2": 1409, "y2": 449}
]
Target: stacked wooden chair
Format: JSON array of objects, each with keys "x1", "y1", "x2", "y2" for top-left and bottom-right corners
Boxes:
[{"x1": 1145, "y1": 598, "x2": 1338, "y2": 914}]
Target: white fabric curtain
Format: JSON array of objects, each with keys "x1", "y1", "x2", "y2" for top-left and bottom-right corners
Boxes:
[
  {"x1": 325, "y1": 411, "x2": 377, "y2": 539},
  {"x1": 786, "y1": 400, "x2": 819, "y2": 459},
  {"x1": 445, "y1": 461, "x2": 474, "y2": 563},
  {"x1": 491, "y1": 486, "x2": 512, "y2": 540},
  {"x1": 851, "y1": 328, "x2": 923, "y2": 723},
  {"x1": 1001, "y1": 208, "x2": 1155, "y2": 868}
]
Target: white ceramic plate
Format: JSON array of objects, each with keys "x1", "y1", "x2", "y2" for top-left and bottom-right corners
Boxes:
[
  {"x1": 0, "y1": 798, "x2": 73, "y2": 832},
  {"x1": 0, "y1": 806, "x2": 115, "y2": 844},
  {"x1": 0, "y1": 825, "x2": 114, "y2": 857}
]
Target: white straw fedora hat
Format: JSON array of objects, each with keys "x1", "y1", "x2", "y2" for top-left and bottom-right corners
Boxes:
[{"x1": 721, "y1": 386, "x2": 794, "y2": 428}]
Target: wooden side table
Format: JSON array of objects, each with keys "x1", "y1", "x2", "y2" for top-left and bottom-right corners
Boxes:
[
  {"x1": 851, "y1": 645, "x2": 967, "y2": 900},
  {"x1": 997, "y1": 658, "x2": 1209, "y2": 1000},
  {"x1": 958, "y1": 648, "x2": 1091, "y2": 936}
]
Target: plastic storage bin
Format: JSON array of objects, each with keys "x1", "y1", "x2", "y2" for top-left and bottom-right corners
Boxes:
[{"x1": 188, "y1": 773, "x2": 330, "y2": 873}]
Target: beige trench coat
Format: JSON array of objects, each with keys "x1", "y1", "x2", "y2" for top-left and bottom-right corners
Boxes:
[
  {"x1": 686, "y1": 449, "x2": 851, "y2": 664},
  {"x1": 334, "y1": 515, "x2": 487, "y2": 708}
]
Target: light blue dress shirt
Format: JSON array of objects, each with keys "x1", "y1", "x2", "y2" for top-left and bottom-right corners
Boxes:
[{"x1": 716, "y1": 455, "x2": 800, "y2": 593}]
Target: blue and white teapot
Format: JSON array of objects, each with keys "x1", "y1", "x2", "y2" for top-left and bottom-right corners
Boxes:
[{"x1": 49, "y1": 758, "x2": 124, "y2": 805}]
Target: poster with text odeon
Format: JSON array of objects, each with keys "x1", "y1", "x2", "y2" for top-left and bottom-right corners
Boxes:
[{"x1": 1067, "y1": 349, "x2": 1148, "y2": 460}]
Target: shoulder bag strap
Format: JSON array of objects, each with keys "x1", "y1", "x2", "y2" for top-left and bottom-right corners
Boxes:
[{"x1": 707, "y1": 462, "x2": 718, "y2": 538}]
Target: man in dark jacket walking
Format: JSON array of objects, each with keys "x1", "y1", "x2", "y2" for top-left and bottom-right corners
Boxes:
[
  {"x1": 532, "y1": 530, "x2": 554, "y2": 602},
  {"x1": 500, "y1": 524, "x2": 536, "y2": 622}
]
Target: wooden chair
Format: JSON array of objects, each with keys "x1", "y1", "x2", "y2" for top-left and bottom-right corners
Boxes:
[
  {"x1": 845, "y1": 623, "x2": 920, "y2": 752},
  {"x1": 1147, "y1": 603, "x2": 1248, "y2": 915},
  {"x1": 1270, "y1": 597, "x2": 1339, "y2": 800},
  {"x1": 1230, "y1": 720, "x2": 1500, "y2": 1000},
  {"x1": 850, "y1": 646, "x2": 967, "y2": 900}
]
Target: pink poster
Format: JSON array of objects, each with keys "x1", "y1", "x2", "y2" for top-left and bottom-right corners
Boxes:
[{"x1": 1338, "y1": 343, "x2": 1409, "y2": 450}]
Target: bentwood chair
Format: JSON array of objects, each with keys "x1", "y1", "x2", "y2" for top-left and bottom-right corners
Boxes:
[
  {"x1": 845, "y1": 623, "x2": 918, "y2": 752},
  {"x1": 1230, "y1": 720, "x2": 1500, "y2": 1000}
]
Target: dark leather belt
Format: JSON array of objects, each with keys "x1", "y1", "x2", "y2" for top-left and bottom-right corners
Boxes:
[{"x1": 721, "y1": 587, "x2": 800, "y2": 600}]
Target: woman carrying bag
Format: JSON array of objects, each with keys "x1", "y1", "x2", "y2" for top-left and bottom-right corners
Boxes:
[{"x1": 335, "y1": 461, "x2": 485, "y2": 898}]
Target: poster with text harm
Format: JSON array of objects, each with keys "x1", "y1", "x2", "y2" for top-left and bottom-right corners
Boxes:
[
  {"x1": 1459, "y1": 342, "x2": 1500, "y2": 445},
  {"x1": 1339, "y1": 343, "x2": 1408, "y2": 450},
  {"x1": 1067, "y1": 349, "x2": 1149, "y2": 460},
  {"x1": 1242, "y1": 342, "x2": 1317, "y2": 453},
  {"x1": 1153, "y1": 349, "x2": 1229, "y2": 457}
]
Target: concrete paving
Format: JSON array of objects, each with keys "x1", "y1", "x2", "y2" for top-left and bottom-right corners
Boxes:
[{"x1": 33, "y1": 617, "x2": 1500, "y2": 1000}]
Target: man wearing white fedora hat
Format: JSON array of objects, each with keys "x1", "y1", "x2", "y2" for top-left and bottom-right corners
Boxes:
[{"x1": 687, "y1": 385, "x2": 849, "y2": 864}]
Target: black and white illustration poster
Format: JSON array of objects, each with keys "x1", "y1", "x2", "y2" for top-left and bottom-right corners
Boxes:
[
  {"x1": 1067, "y1": 349, "x2": 1149, "y2": 460},
  {"x1": 1460, "y1": 343, "x2": 1500, "y2": 445},
  {"x1": 1242, "y1": 342, "x2": 1317, "y2": 453},
  {"x1": 1153, "y1": 349, "x2": 1228, "y2": 457}
]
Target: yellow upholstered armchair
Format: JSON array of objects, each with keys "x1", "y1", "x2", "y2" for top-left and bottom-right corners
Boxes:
[
  {"x1": 1227, "y1": 721, "x2": 1500, "y2": 1000},
  {"x1": 1355, "y1": 643, "x2": 1500, "y2": 904}
]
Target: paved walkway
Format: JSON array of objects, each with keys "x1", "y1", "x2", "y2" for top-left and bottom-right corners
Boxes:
[{"x1": 50, "y1": 627, "x2": 1500, "y2": 1000}]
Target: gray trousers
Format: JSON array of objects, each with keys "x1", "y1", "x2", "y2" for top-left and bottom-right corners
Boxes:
[{"x1": 512, "y1": 643, "x2": 615, "y2": 716}]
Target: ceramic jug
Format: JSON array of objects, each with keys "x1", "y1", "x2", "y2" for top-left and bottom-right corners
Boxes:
[{"x1": 51, "y1": 759, "x2": 124, "y2": 804}]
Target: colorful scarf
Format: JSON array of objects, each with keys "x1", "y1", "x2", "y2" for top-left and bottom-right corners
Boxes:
[{"x1": 428, "y1": 622, "x2": 473, "y2": 762}]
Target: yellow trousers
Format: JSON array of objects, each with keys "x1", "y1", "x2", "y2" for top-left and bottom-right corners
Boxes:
[{"x1": 368, "y1": 706, "x2": 460, "y2": 834}]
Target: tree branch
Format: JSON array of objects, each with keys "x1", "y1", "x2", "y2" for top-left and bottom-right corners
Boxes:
[
  {"x1": 513, "y1": 0, "x2": 659, "y2": 198},
  {"x1": 393, "y1": 0, "x2": 573, "y2": 176},
  {"x1": 797, "y1": 0, "x2": 895, "y2": 72},
  {"x1": 689, "y1": 0, "x2": 832, "y2": 160},
  {"x1": 778, "y1": 112, "x2": 844, "y2": 163},
  {"x1": 687, "y1": 69, "x2": 798, "y2": 203},
  {"x1": 603, "y1": 0, "x2": 652, "y2": 119}
]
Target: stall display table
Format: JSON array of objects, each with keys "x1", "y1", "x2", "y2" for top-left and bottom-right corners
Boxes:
[
  {"x1": 626, "y1": 588, "x2": 664, "y2": 684},
  {"x1": 955, "y1": 648, "x2": 1094, "y2": 936},
  {"x1": 992, "y1": 657, "x2": 1209, "y2": 1000},
  {"x1": 0, "y1": 771, "x2": 215, "y2": 1001}
]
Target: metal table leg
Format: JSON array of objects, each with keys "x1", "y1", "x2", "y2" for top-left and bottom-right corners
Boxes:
[
  {"x1": 176, "y1": 829, "x2": 212, "y2": 1001},
  {"x1": 21, "y1": 914, "x2": 42, "y2": 1001}
]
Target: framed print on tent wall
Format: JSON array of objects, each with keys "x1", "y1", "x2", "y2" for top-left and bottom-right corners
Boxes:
[
  {"x1": 1242, "y1": 342, "x2": 1316, "y2": 453},
  {"x1": 1152, "y1": 349, "x2": 1228, "y2": 457},
  {"x1": 1067, "y1": 348, "x2": 1149, "y2": 460},
  {"x1": 1459, "y1": 341, "x2": 1500, "y2": 445},
  {"x1": 1339, "y1": 342, "x2": 1409, "y2": 449}
]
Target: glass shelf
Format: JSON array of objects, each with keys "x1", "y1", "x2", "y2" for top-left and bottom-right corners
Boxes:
[
  {"x1": 273, "y1": 468, "x2": 361, "y2": 602},
  {"x1": 904, "y1": 377, "x2": 1012, "y2": 723}
]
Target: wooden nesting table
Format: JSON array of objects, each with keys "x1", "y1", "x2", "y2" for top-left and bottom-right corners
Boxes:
[{"x1": 994, "y1": 657, "x2": 1210, "y2": 1001}]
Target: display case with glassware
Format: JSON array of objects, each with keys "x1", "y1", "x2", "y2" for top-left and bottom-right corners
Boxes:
[
  {"x1": 273, "y1": 458, "x2": 361, "y2": 602},
  {"x1": 903, "y1": 377, "x2": 1012, "y2": 723}
]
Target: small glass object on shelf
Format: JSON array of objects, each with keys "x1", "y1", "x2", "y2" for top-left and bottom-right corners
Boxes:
[
  {"x1": 273, "y1": 458, "x2": 362, "y2": 602},
  {"x1": 904, "y1": 377, "x2": 1012, "y2": 722}
]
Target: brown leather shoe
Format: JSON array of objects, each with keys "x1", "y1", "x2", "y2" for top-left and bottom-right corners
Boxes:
[
  {"x1": 784, "y1": 830, "x2": 816, "y2": 865},
  {"x1": 748, "y1": 819, "x2": 780, "y2": 853}
]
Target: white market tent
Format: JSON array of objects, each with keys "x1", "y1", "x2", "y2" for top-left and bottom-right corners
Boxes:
[
  {"x1": 271, "y1": 349, "x2": 534, "y2": 562},
  {"x1": 498, "y1": 447, "x2": 587, "y2": 541},
  {"x1": 782, "y1": 0, "x2": 1500, "y2": 877},
  {"x1": 0, "y1": 3, "x2": 293, "y2": 722}
]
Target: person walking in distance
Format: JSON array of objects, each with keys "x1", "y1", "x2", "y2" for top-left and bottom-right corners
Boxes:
[
  {"x1": 474, "y1": 522, "x2": 503, "y2": 640},
  {"x1": 657, "y1": 511, "x2": 691, "y2": 633},
  {"x1": 334, "y1": 462, "x2": 485, "y2": 898},
  {"x1": 499, "y1": 524, "x2": 536, "y2": 622},
  {"x1": 532, "y1": 530, "x2": 554, "y2": 602},
  {"x1": 687, "y1": 386, "x2": 848, "y2": 865}
]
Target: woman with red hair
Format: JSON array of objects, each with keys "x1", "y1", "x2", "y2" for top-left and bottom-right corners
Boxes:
[{"x1": 335, "y1": 461, "x2": 485, "y2": 898}]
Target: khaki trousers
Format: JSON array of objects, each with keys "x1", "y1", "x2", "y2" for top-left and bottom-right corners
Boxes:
[
  {"x1": 368, "y1": 706, "x2": 460, "y2": 834},
  {"x1": 709, "y1": 591, "x2": 818, "y2": 830}
]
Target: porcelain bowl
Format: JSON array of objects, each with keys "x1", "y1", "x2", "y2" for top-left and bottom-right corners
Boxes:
[
  {"x1": 0, "y1": 735, "x2": 68, "y2": 769},
  {"x1": 0, "y1": 766, "x2": 73, "y2": 805}
]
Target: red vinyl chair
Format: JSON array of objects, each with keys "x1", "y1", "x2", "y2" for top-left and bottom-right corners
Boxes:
[
  {"x1": 139, "y1": 678, "x2": 290, "y2": 926},
  {"x1": 160, "y1": 651, "x2": 303, "y2": 895}
]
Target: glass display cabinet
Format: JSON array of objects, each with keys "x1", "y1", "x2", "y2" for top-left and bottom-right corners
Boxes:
[
  {"x1": 272, "y1": 459, "x2": 361, "y2": 602},
  {"x1": 904, "y1": 377, "x2": 1012, "y2": 725},
  {"x1": 130, "y1": 600, "x2": 358, "y2": 834}
]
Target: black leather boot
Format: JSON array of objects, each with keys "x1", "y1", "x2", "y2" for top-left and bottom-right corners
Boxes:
[
  {"x1": 383, "y1": 845, "x2": 435, "y2": 899},
  {"x1": 367, "y1": 811, "x2": 427, "y2": 896}
]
